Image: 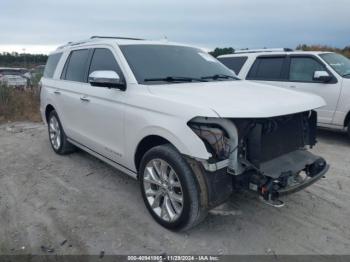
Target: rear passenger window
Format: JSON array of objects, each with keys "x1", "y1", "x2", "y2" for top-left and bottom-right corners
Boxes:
[
  {"x1": 289, "y1": 57, "x2": 325, "y2": 82},
  {"x1": 63, "y1": 49, "x2": 90, "y2": 82},
  {"x1": 44, "y1": 53, "x2": 62, "y2": 78},
  {"x1": 88, "y1": 48, "x2": 122, "y2": 76},
  {"x1": 247, "y1": 57, "x2": 285, "y2": 81},
  {"x1": 218, "y1": 56, "x2": 247, "y2": 74}
]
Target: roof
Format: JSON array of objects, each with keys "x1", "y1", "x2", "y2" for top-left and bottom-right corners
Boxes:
[
  {"x1": 53, "y1": 36, "x2": 201, "y2": 54},
  {"x1": 218, "y1": 50, "x2": 332, "y2": 58}
]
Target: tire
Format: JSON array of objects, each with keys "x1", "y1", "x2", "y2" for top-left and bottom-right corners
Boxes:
[
  {"x1": 47, "y1": 110, "x2": 76, "y2": 155},
  {"x1": 139, "y1": 144, "x2": 208, "y2": 231},
  {"x1": 348, "y1": 122, "x2": 350, "y2": 138}
]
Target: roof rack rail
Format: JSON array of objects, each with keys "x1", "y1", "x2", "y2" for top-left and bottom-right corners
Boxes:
[
  {"x1": 234, "y1": 48, "x2": 293, "y2": 54},
  {"x1": 56, "y1": 36, "x2": 144, "y2": 50},
  {"x1": 90, "y1": 36, "x2": 144, "y2": 41},
  {"x1": 56, "y1": 39, "x2": 91, "y2": 50}
]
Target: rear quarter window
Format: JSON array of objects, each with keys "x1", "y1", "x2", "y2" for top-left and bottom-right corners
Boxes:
[
  {"x1": 43, "y1": 53, "x2": 62, "y2": 78},
  {"x1": 247, "y1": 56, "x2": 286, "y2": 81},
  {"x1": 218, "y1": 56, "x2": 248, "y2": 74}
]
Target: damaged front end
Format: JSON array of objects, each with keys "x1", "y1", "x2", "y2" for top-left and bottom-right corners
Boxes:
[{"x1": 188, "y1": 111, "x2": 329, "y2": 206}]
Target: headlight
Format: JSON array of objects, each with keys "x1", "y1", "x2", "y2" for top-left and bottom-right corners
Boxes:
[{"x1": 189, "y1": 123, "x2": 230, "y2": 160}]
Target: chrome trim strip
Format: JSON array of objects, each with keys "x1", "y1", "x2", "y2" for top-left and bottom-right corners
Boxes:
[{"x1": 67, "y1": 138, "x2": 138, "y2": 180}]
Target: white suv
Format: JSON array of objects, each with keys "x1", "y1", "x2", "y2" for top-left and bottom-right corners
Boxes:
[
  {"x1": 41, "y1": 37, "x2": 329, "y2": 230},
  {"x1": 218, "y1": 49, "x2": 350, "y2": 135}
]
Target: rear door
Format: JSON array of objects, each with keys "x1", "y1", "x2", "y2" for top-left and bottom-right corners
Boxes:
[
  {"x1": 246, "y1": 55, "x2": 289, "y2": 88},
  {"x1": 58, "y1": 48, "x2": 93, "y2": 142},
  {"x1": 285, "y1": 55, "x2": 341, "y2": 124}
]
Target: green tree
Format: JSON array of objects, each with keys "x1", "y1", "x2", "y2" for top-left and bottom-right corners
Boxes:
[
  {"x1": 209, "y1": 47, "x2": 235, "y2": 58},
  {"x1": 296, "y1": 44, "x2": 350, "y2": 58}
]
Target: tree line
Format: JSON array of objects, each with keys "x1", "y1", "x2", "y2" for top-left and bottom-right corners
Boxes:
[
  {"x1": 0, "y1": 52, "x2": 48, "y2": 68},
  {"x1": 0, "y1": 44, "x2": 349, "y2": 68}
]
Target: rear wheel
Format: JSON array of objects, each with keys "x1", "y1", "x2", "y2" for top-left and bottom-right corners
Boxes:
[
  {"x1": 347, "y1": 122, "x2": 350, "y2": 137},
  {"x1": 48, "y1": 110, "x2": 76, "y2": 155},
  {"x1": 139, "y1": 144, "x2": 207, "y2": 231}
]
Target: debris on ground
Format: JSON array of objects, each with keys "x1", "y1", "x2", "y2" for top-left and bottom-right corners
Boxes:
[
  {"x1": 60, "y1": 240, "x2": 67, "y2": 246},
  {"x1": 41, "y1": 245, "x2": 55, "y2": 253}
]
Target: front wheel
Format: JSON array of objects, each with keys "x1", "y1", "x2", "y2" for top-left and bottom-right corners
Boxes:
[{"x1": 139, "y1": 144, "x2": 207, "y2": 231}]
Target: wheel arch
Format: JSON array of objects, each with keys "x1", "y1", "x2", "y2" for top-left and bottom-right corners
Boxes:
[
  {"x1": 45, "y1": 104, "x2": 55, "y2": 123},
  {"x1": 344, "y1": 110, "x2": 350, "y2": 127},
  {"x1": 134, "y1": 135, "x2": 172, "y2": 173},
  {"x1": 132, "y1": 125, "x2": 211, "y2": 173}
]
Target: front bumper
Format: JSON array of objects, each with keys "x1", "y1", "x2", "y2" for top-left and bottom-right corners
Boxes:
[
  {"x1": 277, "y1": 163, "x2": 329, "y2": 196},
  {"x1": 193, "y1": 149, "x2": 329, "y2": 207},
  {"x1": 237, "y1": 150, "x2": 329, "y2": 201}
]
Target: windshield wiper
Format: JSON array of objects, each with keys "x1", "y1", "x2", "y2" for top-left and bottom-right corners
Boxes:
[
  {"x1": 342, "y1": 73, "x2": 350, "y2": 77},
  {"x1": 144, "y1": 76, "x2": 207, "y2": 83},
  {"x1": 201, "y1": 74, "x2": 239, "y2": 80}
]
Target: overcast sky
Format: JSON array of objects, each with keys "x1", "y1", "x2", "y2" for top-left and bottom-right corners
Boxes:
[{"x1": 0, "y1": 0, "x2": 349, "y2": 54}]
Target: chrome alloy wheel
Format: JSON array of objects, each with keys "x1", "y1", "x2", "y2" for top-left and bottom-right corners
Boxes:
[
  {"x1": 49, "y1": 116, "x2": 61, "y2": 150},
  {"x1": 143, "y1": 159, "x2": 184, "y2": 222}
]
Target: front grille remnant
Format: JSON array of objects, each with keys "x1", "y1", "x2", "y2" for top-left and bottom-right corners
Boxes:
[{"x1": 233, "y1": 111, "x2": 317, "y2": 168}]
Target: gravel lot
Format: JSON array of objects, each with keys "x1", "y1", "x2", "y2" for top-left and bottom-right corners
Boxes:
[{"x1": 0, "y1": 122, "x2": 349, "y2": 255}]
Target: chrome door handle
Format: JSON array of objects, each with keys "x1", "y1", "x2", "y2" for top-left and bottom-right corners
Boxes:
[
  {"x1": 54, "y1": 90, "x2": 61, "y2": 94},
  {"x1": 80, "y1": 96, "x2": 90, "y2": 102}
]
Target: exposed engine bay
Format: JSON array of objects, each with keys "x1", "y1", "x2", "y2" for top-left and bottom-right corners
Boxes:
[{"x1": 188, "y1": 111, "x2": 329, "y2": 205}]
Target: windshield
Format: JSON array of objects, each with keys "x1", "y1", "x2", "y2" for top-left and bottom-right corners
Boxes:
[
  {"x1": 120, "y1": 44, "x2": 238, "y2": 84},
  {"x1": 319, "y1": 53, "x2": 350, "y2": 78}
]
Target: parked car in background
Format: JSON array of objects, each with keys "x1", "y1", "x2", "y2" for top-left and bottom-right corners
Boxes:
[
  {"x1": 41, "y1": 37, "x2": 328, "y2": 230},
  {"x1": 31, "y1": 65, "x2": 45, "y2": 77},
  {"x1": 0, "y1": 67, "x2": 30, "y2": 89},
  {"x1": 218, "y1": 49, "x2": 350, "y2": 136}
]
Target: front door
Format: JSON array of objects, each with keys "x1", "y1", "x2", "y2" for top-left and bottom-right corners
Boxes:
[
  {"x1": 76, "y1": 47, "x2": 127, "y2": 164},
  {"x1": 286, "y1": 56, "x2": 341, "y2": 124}
]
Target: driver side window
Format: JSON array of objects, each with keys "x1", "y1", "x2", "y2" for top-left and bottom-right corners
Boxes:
[
  {"x1": 88, "y1": 48, "x2": 124, "y2": 80},
  {"x1": 289, "y1": 57, "x2": 326, "y2": 82}
]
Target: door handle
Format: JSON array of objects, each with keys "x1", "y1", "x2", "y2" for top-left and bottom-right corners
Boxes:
[
  {"x1": 54, "y1": 90, "x2": 61, "y2": 94},
  {"x1": 80, "y1": 96, "x2": 90, "y2": 102},
  {"x1": 289, "y1": 85, "x2": 296, "y2": 88}
]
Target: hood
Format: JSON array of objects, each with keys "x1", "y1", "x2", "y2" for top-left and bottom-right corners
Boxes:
[{"x1": 147, "y1": 80, "x2": 326, "y2": 118}]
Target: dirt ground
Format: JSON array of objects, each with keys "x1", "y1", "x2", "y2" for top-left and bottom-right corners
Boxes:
[{"x1": 0, "y1": 122, "x2": 349, "y2": 255}]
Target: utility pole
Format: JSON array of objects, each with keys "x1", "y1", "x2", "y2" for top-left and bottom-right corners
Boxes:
[{"x1": 22, "y1": 48, "x2": 26, "y2": 68}]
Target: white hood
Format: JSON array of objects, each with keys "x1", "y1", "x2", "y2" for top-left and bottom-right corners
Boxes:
[{"x1": 148, "y1": 80, "x2": 326, "y2": 118}]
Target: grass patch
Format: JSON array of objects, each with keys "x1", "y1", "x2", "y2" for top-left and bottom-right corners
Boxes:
[{"x1": 0, "y1": 85, "x2": 42, "y2": 124}]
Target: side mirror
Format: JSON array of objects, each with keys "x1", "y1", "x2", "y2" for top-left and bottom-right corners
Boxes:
[
  {"x1": 88, "y1": 70, "x2": 125, "y2": 90},
  {"x1": 313, "y1": 71, "x2": 332, "y2": 83}
]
